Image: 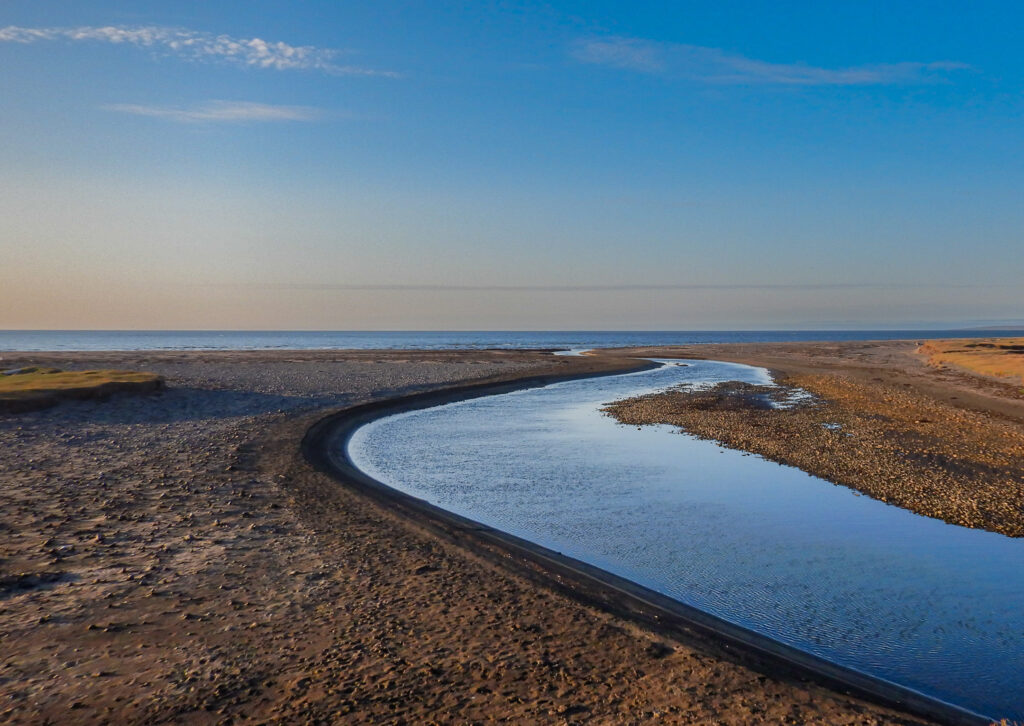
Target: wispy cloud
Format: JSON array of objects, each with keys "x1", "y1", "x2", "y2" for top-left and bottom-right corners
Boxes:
[
  {"x1": 104, "y1": 100, "x2": 323, "y2": 123},
  {"x1": 571, "y1": 37, "x2": 665, "y2": 73},
  {"x1": 227, "y1": 282, "x2": 1004, "y2": 292},
  {"x1": 0, "y1": 24, "x2": 398, "y2": 76},
  {"x1": 571, "y1": 36, "x2": 969, "y2": 85}
]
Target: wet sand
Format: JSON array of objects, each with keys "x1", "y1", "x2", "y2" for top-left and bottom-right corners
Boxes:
[
  {"x1": 1, "y1": 348, "x2": 935, "y2": 724},
  {"x1": 601, "y1": 340, "x2": 1024, "y2": 536}
]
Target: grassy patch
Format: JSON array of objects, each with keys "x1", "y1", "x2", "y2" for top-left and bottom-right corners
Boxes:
[
  {"x1": 0, "y1": 367, "x2": 164, "y2": 412},
  {"x1": 918, "y1": 338, "x2": 1024, "y2": 385}
]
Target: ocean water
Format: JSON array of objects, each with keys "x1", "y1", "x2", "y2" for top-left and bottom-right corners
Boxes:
[
  {"x1": 2, "y1": 328, "x2": 1022, "y2": 352},
  {"x1": 349, "y1": 360, "x2": 1024, "y2": 721}
]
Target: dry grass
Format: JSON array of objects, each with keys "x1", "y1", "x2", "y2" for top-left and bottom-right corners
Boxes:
[
  {"x1": 918, "y1": 338, "x2": 1024, "y2": 385},
  {"x1": 0, "y1": 367, "x2": 164, "y2": 411},
  {"x1": 0, "y1": 367, "x2": 161, "y2": 395}
]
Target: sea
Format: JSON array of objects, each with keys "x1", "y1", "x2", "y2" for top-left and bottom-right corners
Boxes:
[{"x1": 1, "y1": 329, "x2": 1022, "y2": 352}]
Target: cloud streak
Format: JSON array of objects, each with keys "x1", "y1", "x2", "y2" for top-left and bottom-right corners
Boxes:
[
  {"x1": 571, "y1": 36, "x2": 969, "y2": 85},
  {"x1": 0, "y1": 24, "x2": 398, "y2": 76},
  {"x1": 231, "y1": 282, "x2": 1004, "y2": 292},
  {"x1": 104, "y1": 100, "x2": 323, "y2": 123}
]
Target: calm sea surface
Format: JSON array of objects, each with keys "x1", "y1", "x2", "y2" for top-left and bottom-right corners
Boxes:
[
  {"x1": 349, "y1": 360, "x2": 1024, "y2": 721},
  {"x1": 2, "y1": 329, "x2": 1022, "y2": 351}
]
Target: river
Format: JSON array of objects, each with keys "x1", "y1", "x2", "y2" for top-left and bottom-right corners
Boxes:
[{"x1": 347, "y1": 359, "x2": 1024, "y2": 721}]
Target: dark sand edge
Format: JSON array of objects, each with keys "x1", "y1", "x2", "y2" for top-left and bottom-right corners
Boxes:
[{"x1": 302, "y1": 363, "x2": 990, "y2": 726}]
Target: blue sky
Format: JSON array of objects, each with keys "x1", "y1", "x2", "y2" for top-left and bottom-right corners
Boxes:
[{"x1": 1, "y1": 1, "x2": 1022, "y2": 329}]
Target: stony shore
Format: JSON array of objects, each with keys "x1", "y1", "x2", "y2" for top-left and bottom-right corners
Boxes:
[
  {"x1": 601, "y1": 340, "x2": 1024, "y2": 537},
  {"x1": 0, "y1": 348, "x2": 930, "y2": 724}
]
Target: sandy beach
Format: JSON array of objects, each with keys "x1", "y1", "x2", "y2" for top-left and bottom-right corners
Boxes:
[{"x1": 0, "y1": 345, "x2": 973, "y2": 724}]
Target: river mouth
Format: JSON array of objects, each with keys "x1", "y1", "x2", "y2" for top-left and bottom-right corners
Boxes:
[{"x1": 346, "y1": 359, "x2": 1024, "y2": 722}]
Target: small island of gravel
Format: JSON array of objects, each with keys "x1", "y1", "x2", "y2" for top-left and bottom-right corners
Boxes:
[{"x1": 601, "y1": 340, "x2": 1024, "y2": 537}]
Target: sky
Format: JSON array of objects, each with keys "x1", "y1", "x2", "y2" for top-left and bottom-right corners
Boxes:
[{"x1": 1, "y1": 1, "x2": 1022, "y2": 330}]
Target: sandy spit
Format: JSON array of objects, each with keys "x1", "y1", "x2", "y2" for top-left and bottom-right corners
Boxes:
[{"x1": 0, "y1": 348, "x2": 931, "y2": 724}]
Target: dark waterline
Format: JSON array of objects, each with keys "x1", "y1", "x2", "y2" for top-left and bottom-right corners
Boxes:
[
  {"x1": 2, "y1": 328, "x2": 1023, "y2": 352},
  {"x1": 348, "y1": 360, "x2": 1024, "y2": 721}
]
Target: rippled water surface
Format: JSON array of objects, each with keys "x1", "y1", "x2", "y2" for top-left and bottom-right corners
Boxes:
[{"x1": 348, "y1": 360, "x2": 1024, "y2": 721}]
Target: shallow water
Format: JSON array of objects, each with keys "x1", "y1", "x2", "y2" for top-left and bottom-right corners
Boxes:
[{"x1": 348, "y1": 360, "x2": 1024, "y2": 720}]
